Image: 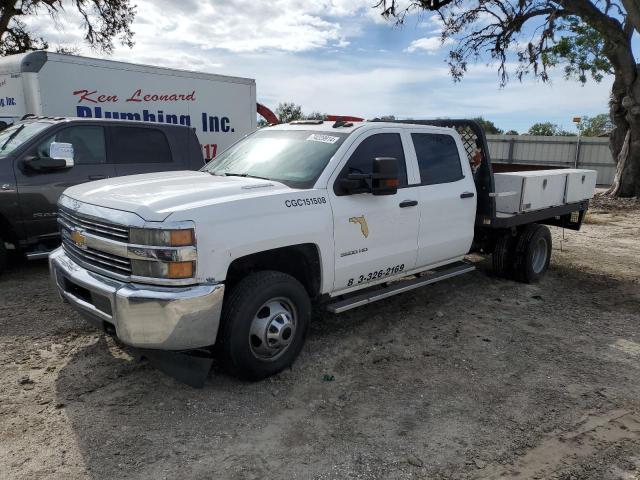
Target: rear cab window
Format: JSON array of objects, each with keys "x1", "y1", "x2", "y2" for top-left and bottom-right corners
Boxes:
[
  {"x1": 109, "y1": 126, "x2": 172, "y2": 164},
  {"x1": 411, "y1": 132, "x2": 464, "y2": 185}
]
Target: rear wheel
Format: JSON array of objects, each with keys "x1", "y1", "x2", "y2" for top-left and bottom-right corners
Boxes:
[
  {"x1": 218, "y1": 271, "x2": 310, "y2": 380},
  {"x1": 513, "y1": 224, "x2": 552, "y2": 283},
  {"x1": 492, "y1": 232, "x2": 515, "y2": 279}
]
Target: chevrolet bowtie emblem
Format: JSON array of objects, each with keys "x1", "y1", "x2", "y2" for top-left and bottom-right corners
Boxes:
[
  {"x1": 349, "y1": 215, "x2": 369, "y2": 238},
  {"x1": 71, "y1": 229, "x2": 87, "y2": 249}
]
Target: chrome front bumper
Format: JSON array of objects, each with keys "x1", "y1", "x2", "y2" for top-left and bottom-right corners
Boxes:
[{"x1": 49, "y1": 248, "x2": 225, "y2": 350}]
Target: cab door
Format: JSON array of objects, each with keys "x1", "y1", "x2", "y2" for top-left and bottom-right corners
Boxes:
[
  {"x1": 408, "y1": 130, "x2": 476, "y2": 268},
  {"x1": 329, "y1": 129, "x2": 420, "y2": 293},
  {"x1": 14, "y1": 124, "x2": 115, "y2": 242}
]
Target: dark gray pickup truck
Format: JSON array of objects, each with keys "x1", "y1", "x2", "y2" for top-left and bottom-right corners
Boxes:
[{"x1": 0, "y1": 116, "x2": 204, "y2": 273}]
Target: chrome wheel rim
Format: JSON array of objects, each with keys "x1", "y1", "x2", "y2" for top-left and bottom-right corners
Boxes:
[
  {"x1": 249, "y1": 297, "x2": 297, "y2": 360},
  {"x1": 531, "y1": 237, "x2": 548, "y2": 274}
]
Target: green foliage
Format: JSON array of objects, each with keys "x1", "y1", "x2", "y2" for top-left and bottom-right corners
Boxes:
[
  {"x1": 577, "y1": 113, "x2": 613, "y2": 137},
  {"x1": 274, "y1": 103, "x2": 328, "y2": 123},
  {"x1": 504, "y1": 130, "x2": 519, "y2": 135},
  {"x1": 304, "y1": 111, "x2": 327, "y2": 120},
  {"x1": 275, "y1": 102, "x2": 304, "y2": 123},
  {"x1": 0, "y1": 0, "x2": 135, "y2": 56},
  {"x1": 473, "y1": 117, "x2": 503, "y2": 135},
  {"x1": 528, "y1": 123, "x2": 556, "y2": 136},
  {"x1": 543, "y1": 18, "x2": 612, "y2": 84},
  {"x1": 528, "y1": 122, "x2": 574, "y2": 136}
]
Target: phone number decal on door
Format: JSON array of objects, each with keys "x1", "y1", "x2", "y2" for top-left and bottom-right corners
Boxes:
[{"x1": 346, "y1": 264, "x2": 405, "y2": 287}]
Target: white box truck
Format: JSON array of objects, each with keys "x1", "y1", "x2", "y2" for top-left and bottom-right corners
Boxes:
[{"x1": 0, "y1": 51, "x2": 257, "y2": 160}]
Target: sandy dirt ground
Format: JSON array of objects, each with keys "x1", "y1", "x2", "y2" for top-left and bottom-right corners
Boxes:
[{"x1": 1, "y1": 198, "x2": 639, "y2": 480}]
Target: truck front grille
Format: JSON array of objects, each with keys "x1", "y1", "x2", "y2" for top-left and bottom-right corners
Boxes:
[
  {"x1": 58, "y1": 207, "x2": 132, "y2": 278},
  {"x1": 61, "y1": 235, "x2": 132, "y2": 276},
  {"x1": 58, "y1": 207, "x2": 129, "y2": 242}
]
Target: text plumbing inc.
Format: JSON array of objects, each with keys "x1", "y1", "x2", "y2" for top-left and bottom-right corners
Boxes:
[{"x1": 73, "y1": 88, "x2": 234, "y2": 133}]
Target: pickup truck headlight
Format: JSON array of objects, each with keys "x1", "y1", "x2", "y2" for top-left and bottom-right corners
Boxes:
[
  {"x1": 131, "y1": 259, "x2": 195, "y2": 279},
  {"x1": 129, "y1": 228, "x2": 194, "y2": 247},
  {"x1": 128, "y1": 227, "x2": 196, "y2": 280}
]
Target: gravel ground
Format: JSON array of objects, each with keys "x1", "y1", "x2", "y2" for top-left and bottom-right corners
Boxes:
[{"x1": 1, "y1": 198, "x2": 639, "y2": 480}]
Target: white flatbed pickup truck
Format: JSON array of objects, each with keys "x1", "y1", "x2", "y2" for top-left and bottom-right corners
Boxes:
[{"x1": 49, "y1": 119, "x2": 595, "y2": 380}]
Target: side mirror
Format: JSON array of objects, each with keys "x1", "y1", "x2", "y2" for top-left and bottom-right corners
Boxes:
[
  {"x1": 371, "y1": 157, "x2": 399, "y2": 196},
  {"x1": 23, "y1": 142, "x2": 75, "y2": 171},
  {"x1": 49, "y1": 142, "x2": 75, "y2": 167},
  {"x1": 23, "y1": 156, "x2": 68, "y2": 171}
]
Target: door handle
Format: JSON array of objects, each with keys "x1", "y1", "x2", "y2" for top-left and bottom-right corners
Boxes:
[
  {"x1": 399, "y1": 200, "x2": 418, "y2": 208},
  {"x1": 88, "y1": 175, "x2": 108, "y2": 180},
  {"x1": 460, "y1": 192, "x2": 475, "y2": 199}
]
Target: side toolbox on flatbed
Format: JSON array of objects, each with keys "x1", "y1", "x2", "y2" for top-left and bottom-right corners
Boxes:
[{"x1": 493, "y1": 169, "x2": 597, "y2": 214}]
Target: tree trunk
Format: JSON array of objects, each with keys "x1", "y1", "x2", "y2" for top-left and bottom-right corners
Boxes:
[{"x1": 606, "y1": 74, "x2": 640, "y2": 197}]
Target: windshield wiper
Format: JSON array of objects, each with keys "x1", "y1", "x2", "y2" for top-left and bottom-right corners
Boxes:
[
  {"x1": 222, "y1": 172, "x2": 271, "y2": 181},
  {"x1": 0, "y1": 124, "x2": 25, "y2": 151}
]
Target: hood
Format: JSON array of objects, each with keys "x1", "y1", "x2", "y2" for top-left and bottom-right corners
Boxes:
[{"x1": 63, "y1": 170, "x2": 291, "y2": 221}]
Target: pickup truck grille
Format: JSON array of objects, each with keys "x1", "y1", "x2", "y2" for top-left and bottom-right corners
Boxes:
[
  {"x1": 58, "y1": 207, "x2": 129, "y2": 242},
  {"x1": 58, "y1": 207, "x2": 132, "y2": 278},
  {"x1": 61, "y1": 234, "x2": 132, "y2": 276}
]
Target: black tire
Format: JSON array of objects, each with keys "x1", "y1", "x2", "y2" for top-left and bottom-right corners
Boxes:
[
  {"x1": 218, "y1": 270, "x2": 310, "y2": 380},
  {"x1": 492, "y1": 232, "x2": 515, "y2": 279},
  {"x1": 513, "y1": 224, "x2": 552, "y2": 283}
]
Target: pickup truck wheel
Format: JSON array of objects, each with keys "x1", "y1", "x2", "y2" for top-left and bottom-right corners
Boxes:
[
  {"x1": 513, "y1": 224, "x2": 552, "y2": 283},
  {"x1": 219, "y1": 271, "x2": 310, "y2": 380},
  {"x1": 492, "y1": 232, "x2": 515, "y2": 279}
]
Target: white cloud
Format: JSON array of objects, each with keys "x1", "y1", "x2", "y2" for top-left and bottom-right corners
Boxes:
[
  {"x1": 25, "y1": 0, "x2": 380, "y2": 55},
  {"x1": 405, "y1": 36, "x2": 453, "y2": 53},
  {"x1": 18, "y1": 0, "x2": 612, "y2": 133}
]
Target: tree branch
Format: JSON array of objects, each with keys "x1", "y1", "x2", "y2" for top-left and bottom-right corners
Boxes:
[{"x1": 0, "y1": 1, "x2": 20, "y2": 36}]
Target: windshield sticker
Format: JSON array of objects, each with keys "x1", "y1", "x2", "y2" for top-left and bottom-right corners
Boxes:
[{"x1": 306, "y1": 134, "x2": 340, "y2": 144}]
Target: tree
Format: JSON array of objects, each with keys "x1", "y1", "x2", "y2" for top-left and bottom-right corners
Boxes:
[
  {"x1": 528, "y1": 122, "x2": 574, "y2": 136},
  {"x1": 529, "y1": 122, "x2": 558, "y2": 136},
  {"x1": 504, "y1": 129, "x2": 519, "y2": 135},
  {"x1": 304, "y1": 111, "x2": 327, "y2": 120},
  {"x1": 377, "y1": 0, "x2": 640, "y2": 197},
  {"x1": 275, "y1": 102, "x2": 304, "y2": 123},
  {"x1": 473, "y1": 117, "x2": 503, "y2": 134},
  {"x1": 578, "y1": 113, "x2": 614, "y2": 136},
  {"x1": 272, "y1": 103, "x2": 328, "y2": 123},
  {"x1": 0, "y1": 1, "x2": 135, "y2": 56}
]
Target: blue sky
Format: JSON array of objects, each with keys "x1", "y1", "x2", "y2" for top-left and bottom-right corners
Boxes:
[{"x1": 29, "y1": 0, "x2": 613, "y2": 133}]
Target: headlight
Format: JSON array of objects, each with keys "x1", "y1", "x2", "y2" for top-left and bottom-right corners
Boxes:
[
  {"x1": 131, "y1": 259, "x2": 195, "y2": 279},
  {"x1": 129, "y1": 228, "x2": 194, "y2": 247},
  {"x1": 128, "y1": 226, "x2": 196, "y2": 280}
]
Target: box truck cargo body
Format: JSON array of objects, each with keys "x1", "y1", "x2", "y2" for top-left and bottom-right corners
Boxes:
[{"x1": 0, "y1": 51, "x2": 257, "y2": 160}]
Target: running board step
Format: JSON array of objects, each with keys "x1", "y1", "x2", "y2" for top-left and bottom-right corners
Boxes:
[
  {"x1": 326, "y1": 261, "x2": 475, "y2": 314},
  {"x1": 26, "y1": 251, "x2": 53, "y2": 260}
]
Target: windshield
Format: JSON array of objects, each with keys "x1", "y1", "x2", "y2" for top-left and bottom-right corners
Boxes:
[
  {"x1": 203, "y1": 129, "x2": 349, "y2": 188},
  {"x1": 0, "y1": 122, "x2": 51, "y2": 158}
]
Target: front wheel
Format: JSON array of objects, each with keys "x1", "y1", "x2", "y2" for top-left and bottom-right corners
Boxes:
[{"x1": 218, "y1": 271, "x2": 310, "y2": 380}]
